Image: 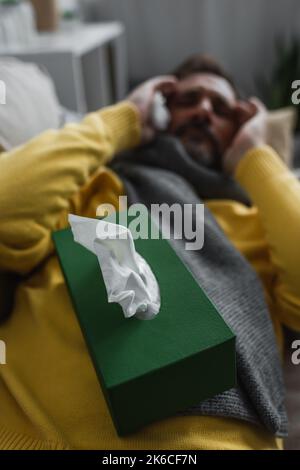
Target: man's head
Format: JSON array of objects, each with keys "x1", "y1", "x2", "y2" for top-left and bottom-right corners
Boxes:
[
  {"x1": 167, "y1": 55, "x2": 241, "y2": 170},
  {"x1": 127, "y1": 56, "x2": 264, "y2": 174}
]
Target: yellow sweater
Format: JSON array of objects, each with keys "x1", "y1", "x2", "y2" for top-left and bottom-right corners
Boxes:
[{"x1": 1, "y1": 102, "x2": 300, "y2": 450}]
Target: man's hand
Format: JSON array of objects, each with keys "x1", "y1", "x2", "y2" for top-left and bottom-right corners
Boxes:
[
  {"x1": 127, "y1": 76, "x2": 177, "y2": 143},
  {"x1": 223, "y1": 98, "x2": 267, "y2": 175}
]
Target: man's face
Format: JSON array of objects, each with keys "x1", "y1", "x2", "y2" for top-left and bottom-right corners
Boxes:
[{"x1": 167, "y1": 73, "x2": 239, "y2": 170}]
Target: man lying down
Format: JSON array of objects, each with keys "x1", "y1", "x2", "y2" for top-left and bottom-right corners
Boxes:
[{"x1": 1, "y1": 55, "x2": 300, "y2": 450}]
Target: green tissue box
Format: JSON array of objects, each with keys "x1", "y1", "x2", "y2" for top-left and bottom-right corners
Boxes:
[{"x1": 53, "y1": 214, "x2": 236, "y2": 436}]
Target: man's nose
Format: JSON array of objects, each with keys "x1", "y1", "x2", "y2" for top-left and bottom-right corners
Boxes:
[
  {"x1": 185, "y1": 97, "x2": 213, "y2": 121},
  {"x1": 198, "y1": 97, "x2": 213, "y2": 115}
]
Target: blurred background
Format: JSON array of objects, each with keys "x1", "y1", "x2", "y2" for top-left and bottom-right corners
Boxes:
[
  {"x1": 0, "y1": 0, "x2": 300, "y2": 450},
  {"x1": 1, "y1": 0, "x2": 300, "y2": 106},
  {"x1": 85, "y1": 0, "x2": 300, "y2": 94},
  {"x1": 1, "y1": 0, "x2": 300, "y2": 164}
]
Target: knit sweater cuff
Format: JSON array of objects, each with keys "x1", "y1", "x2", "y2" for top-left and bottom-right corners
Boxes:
[
  {"x1": 97, "y1": 101, "x2": 141, "y2": 155},
  {"x1": 235, "y1": 145, "x2": 289, "y2": 201}
]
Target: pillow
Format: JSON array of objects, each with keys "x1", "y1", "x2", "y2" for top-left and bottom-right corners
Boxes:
[
  {"x1": 267, "y1": 107, "x2": 297, "y2": 167},
  {"x1": 0, "y1": 57, "x2": 61, "y2": 151}
]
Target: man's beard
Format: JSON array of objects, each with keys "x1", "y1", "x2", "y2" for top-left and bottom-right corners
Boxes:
[{"x1": 175, "y1": 120, "x2": 223, "y2": 172}]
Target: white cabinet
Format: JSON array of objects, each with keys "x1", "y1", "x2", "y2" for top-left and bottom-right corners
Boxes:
[{"x1": 0, "y1": 22, "x2": 128, "y2": 112}]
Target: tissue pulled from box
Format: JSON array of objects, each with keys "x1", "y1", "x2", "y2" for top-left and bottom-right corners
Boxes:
[{"x1": 68, "y1": 214, "x2": 160, "y2": 320}]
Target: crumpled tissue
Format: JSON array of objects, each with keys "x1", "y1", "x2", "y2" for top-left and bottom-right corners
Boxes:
[{"x1": 68, "y1": 214, "x2": 161, "y2": 320}]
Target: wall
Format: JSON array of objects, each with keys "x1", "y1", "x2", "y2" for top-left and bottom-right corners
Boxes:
[{"x1": 84, "y1": 0, "x2": 300, "y2": 95}]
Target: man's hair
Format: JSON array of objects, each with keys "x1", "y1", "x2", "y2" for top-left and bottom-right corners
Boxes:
[{"x1": 173, "y1": 54, "x2": 239, "y2": 97}]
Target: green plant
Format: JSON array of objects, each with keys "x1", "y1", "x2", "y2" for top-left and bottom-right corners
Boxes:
[{"x1": 256, "y1": 37, "x2": 300, "y2": 130}]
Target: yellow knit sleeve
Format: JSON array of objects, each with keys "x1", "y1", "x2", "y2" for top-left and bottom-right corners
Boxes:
[
  {"x1": 236, "y1": 145, "x2": 300, "y2": 331},
  {"x1": 0, "y1": 101, "x2": 141, "y2": 274}
]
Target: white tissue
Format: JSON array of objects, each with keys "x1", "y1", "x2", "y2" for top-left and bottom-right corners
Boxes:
[
  {"x1": 68, "y1": 214, "x2": 161, "y2": 320},
  {"x1": 151, "y1": 92, "x2": 171, "y2": 131}
]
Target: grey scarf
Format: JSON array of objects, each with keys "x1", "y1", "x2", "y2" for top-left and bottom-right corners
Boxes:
[{"x1": 110, "y1": 136, "x2": 288, "y2": 437}]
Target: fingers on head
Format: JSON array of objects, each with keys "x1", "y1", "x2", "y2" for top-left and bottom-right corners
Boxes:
[
  {"x1": 235, "y1": 100, "x2": 256, "y2": 124},
  {"x1": 150, "y1": 76, "x2": 178, "y2": 95},
  {"x1": 249, "y1": 97, "x2": 267, "y2": 113},
  {"x1": 235, "y1": 97, "x2": 266, "y2": 124}
]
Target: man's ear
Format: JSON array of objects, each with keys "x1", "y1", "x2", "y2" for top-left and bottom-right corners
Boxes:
[{"x1": 234, "y1": 100, "x2": 257, "y2": 127}]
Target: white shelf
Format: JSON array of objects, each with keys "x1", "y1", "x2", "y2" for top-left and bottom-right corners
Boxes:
[
  {"x1": 0, "y1": 22, "x2": 128, "y2": 113},
  {"x1": 0, "y1": 22, "x2": 124, "y2": 56}
]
